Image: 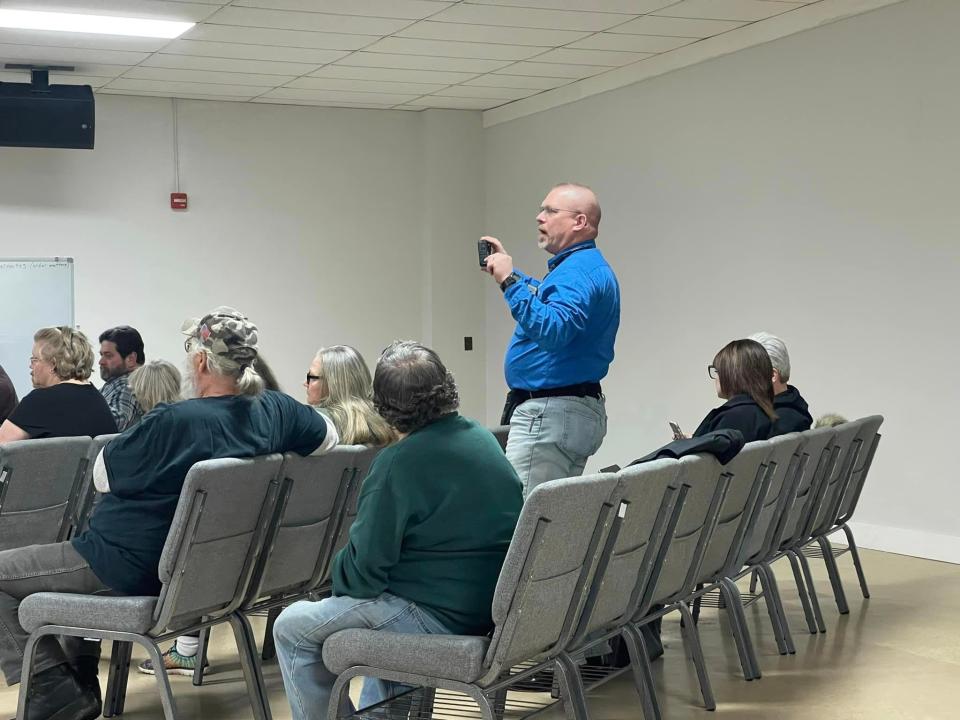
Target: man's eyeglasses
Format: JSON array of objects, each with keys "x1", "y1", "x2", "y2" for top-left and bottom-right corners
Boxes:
[
  {"x1": 708, "y1": 365, "x2": 719, "y2": 380},
  {"x1": 539, "y1": 206, "x2": 582, "y2": 217},
  {"x1": 306, "y1": 373, "x2": 322, "y2": 384}
]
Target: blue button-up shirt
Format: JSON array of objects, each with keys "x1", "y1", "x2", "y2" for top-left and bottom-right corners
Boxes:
[{"x1": 503, "y1": 240, "x2": 620, "y2": 391}]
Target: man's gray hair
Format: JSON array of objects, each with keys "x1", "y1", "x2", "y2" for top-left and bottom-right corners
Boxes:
[
  {"x1": 373, "y1": 341, "x2": 459, "y2": 434},
  {"x1": 749, "y1": 331, "x2": 791, "y2": 382}
]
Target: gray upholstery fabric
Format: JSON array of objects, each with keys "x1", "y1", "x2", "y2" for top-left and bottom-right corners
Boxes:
[
  {"x1": 73, "y1": 434, "x2": 119, "y2": 534},
  {"x1": 323, "y1": 629, "x2": 490, "y2": 682},
  {"x1": 0, "y1": 436, "x2": 92, "y2": 550},
  {"x1": 483, "y1": 472, "x2": 619, "y2": 677},
  {"x1": 489, "y1": 426, "x2": 509, "y2": 452},
  {"x1": 321, "y1": 445, "x2": 379, "y2": 584},
  {"x1": 808, "y1": 421, "x2": 862, "y2": 535},
  {"x1": 778, "y1": 427, "x2": 836, "y2": 547},
  {"x1": 19, "y1": 592, "x2": 156, "y2": 633},
  {"x1": 697, "y1": 442, "x2": 774, "y2": 581},
  {"x1": 741, "y1": 433, "x2": 804, "y2": 563},
  {"x1": 835, "y1": 415, "x2": 883, "y2": 522}
]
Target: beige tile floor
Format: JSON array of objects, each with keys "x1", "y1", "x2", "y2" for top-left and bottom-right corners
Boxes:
[{"x1": 2, "y1": 547, "x2": 957, "y2": 719}]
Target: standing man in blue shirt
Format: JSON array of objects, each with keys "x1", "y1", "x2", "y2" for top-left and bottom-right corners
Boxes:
[{"x1": 482, "y1": 183, "x2": 620, "y2": 495}]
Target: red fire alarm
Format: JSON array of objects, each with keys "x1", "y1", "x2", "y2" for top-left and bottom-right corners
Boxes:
[{"x1": 170, "y1": 192, "x2": 188, "y2": 210}]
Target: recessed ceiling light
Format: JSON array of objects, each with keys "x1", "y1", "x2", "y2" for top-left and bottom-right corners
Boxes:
[{"x1": 0, "y1": 9, "x2": 194, "y2": 39}]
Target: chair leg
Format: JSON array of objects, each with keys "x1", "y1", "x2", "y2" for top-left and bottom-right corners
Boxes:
[
  {"x1": 817, "y1": 536, "x2": 849, "y2": 614},
  {"x1": 410, "y1": 687, "x2": 437, "y2": 720},
  {"x1": 795, "y1": 549, "x2": 827, "y2": 633},
  {"x1": 554, "y1": 654, "x2": 590, "y2": 720},
  {"x1": 748, "y1": 568, "x2": 759, "y2": 594},
  {"x1": 103, "y1": 640, "x2": 133, "y2": 717},
  {"x1": 261, "y1": 606, "x2": 282, "y2": 661},
  {"x1": 228, "y1": 614, "x2": 271, "y2": 720},
  {"x1": 140, "y1": 640, "x2": 178, "y2": 720},
  {"x1": 841, "y1": 524, "x2": 871, "y2": 599},
  {"x1": 718, "y1": 579, "x2": 760, "y2": 680},
  {"x1": 327, "y1": 672, "x2": 356, "y2": 720},
  {"x1": 785, "y1": 554, "x2": 817, "y2": 634},
  {"x1": 16, "y1": 628, "x2": 44, "y2": 720},
  {"x1": 678, "y1": 602, "x2": 715, "y2": 711},
  {"x1": 623, "y1": 625, "x2": 661, "y2": 720},
  {"x1": 757, "y1": 566, "x2": 795, "y2": 655},
  {"x1": 192, "y1": 627, "x2": 211, "y2": 686}
]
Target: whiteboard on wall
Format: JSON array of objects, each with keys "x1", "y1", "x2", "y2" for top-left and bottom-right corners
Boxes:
[{"x1": 0, "y1": 258, "x2": 75, "y2": 400}]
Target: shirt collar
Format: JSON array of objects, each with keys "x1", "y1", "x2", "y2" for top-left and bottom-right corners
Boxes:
[{"x1": 547, "y1": 239, "x2": 596, "y2": 271}]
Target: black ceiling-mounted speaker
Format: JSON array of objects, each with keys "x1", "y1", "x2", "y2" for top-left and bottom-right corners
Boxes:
[{"x1": 0, "y1": 67, "x2": 95, "y2": 149}]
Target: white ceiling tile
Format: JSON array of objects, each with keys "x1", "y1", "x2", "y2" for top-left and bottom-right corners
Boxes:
[
  {"x1": 652, "y1": 0, "x2": 804, "y2": 22},
  {"x1": 0, "y1": 43, "x2": 149, "y2": 65},
  {"x1": 395, "y1": 21, "x2": 590, "y2": 47},
  {"x1": 182, "y1": 24, "x2": 377, "y2": 50},
  {"x1": 405, "y1": 96, "x2": 503, "y2": 109},
  {"x1": 259, "y1": 87, "x2": 419, "y2": 104},
  {"x1": 4, "y1": 1, "x2": 221, "y2": 22},
  {"x1": 253, "y1": 97, "x2": 400, "y2": 109},
  {"x1": 529, "y1": 48, "x2": 653, "y2": 66},
  {"x1": 426, "y1": 4, "x2": 631, "y2": 32},
  {"x1": 467, "y1": 0, "x2": 674, "y2": 12},
  {"x1": 104, "y1": 78, "x2": 268, "y2": 95},
  {"x1": 232, "y1": 0, "x2": 453, "y2": 20},
  {"x1": 99, "y1": 89, "x2": 254, "y2": 102},
  {"x1": 144, "y1": 53, "x2": 319, "y2": 76},
  {"x1": 361, "y1": 38, "x2": 543, "y2": 61},
  {"x1": 309, "y1": 65, "x2": 476, "y2": 85},
  {"x1": 463, "y1": 74, "x2": 569, "y2": 90},
  {"x1": 568, "y1": 33, "x2": 695, "y2": 53},
  {"x1": 432, "y1": 85, "x2": 535, "y2": 100},
  {"x1": 0, "y1": 70, "x2": 110, "y2": 87},
  {"x1": 337, "y1": 53, "x2": 512, "y2": 73},
  {"x1": 122, "y1": 66, "x2": 291, "y2": 87},
  {"x1": 493, "y1": 61, "x2": 612, "y2": 78},
  {"x1": 204, "y1": 7, "x2": 409, "y2": 35},
  {"x1": 163, "y1": 39, "x2": 351, "y2": 65},
  {"x1": 287, "y1": 76, "x2": 446, "y2": 95},
  {"x1": 608, "y1": 15, "x2": 746, "y2": 37},
  {"x1": 0, "y1": 28, "x2": 166, "y2": 52}
]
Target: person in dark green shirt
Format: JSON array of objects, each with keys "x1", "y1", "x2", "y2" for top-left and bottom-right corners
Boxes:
[
  {"x1": 274, "y1": 341, "x2": 523, "y2": 720},
  {"x1": 0, "y1": 307, "x2": 335, "y2": 720}
]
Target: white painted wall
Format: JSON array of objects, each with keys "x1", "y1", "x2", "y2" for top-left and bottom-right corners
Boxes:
[
  {"x1": 0, "y1": 96, "x2": 487, "y2": 419},
  {"x1": 483, "y1": 0, "x2": 959, "y2": 557}
]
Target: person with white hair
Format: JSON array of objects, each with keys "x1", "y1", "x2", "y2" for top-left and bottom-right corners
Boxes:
[{"x1": 749, "y1": 331, "x2": 813, "y2": 435}]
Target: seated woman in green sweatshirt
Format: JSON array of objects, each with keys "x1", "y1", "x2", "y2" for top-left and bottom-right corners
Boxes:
[{"x1": 273, "y1": 341, "x2": 524, "y2": 720}]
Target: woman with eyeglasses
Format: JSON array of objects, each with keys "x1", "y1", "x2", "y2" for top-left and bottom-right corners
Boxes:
[
  {"x1": 305, "y1": 345, "x2": 395, "y2": 447},
  {"x1": 691, "y1": 338, "x2": 778, "y2": 443}
]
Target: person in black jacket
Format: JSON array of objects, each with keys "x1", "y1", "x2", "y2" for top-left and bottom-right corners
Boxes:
[
  {"x1": 749, "y1": 331, "x2": 813, "y2": 435},
  {"x1": 692, "y1": 338, "x2": 778, "y2": 443}
]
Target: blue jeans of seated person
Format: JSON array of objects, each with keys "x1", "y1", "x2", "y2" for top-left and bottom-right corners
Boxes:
[
  {"x1": 506, "y1": 395, "x2": 607, "y2": 498},
  {"x1": 273, "y1": 592, "x2": 451, "y2": 720}
]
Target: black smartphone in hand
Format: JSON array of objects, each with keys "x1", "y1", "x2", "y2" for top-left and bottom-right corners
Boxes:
[
  {"x1": 669, "y1": 421, "x2": 685, "y2": 440},
  {"x1": 478, "y1": 240, "x2": 493, "y2": 268}
]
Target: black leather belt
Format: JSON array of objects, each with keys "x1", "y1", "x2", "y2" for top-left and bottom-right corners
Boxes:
[{"x1": 507, "y1": 382, "x2": 603, "y2": 402}]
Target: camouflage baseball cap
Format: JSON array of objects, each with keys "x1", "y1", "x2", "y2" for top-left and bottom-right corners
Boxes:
[{"x1": 181, "y1": 306, "x2": 259, "y2": 367}]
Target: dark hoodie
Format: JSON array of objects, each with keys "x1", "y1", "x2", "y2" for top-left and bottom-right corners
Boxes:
[
  {"x1": 693, "y1": 394, "x2": 774, "y2": 444},
  {"x1": 770, "y1": 385, "x2": 813, "y2": 435},
  {"x1": 0, "y1": 364, "x2": 18, "y2": 424}
]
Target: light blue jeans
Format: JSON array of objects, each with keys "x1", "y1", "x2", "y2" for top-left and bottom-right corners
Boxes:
[
  {"x1": 273, "y1": 593, "x2": 450, "y2": 720},
  {"x1": 506, "y1": 395, "x2": 607, "y2": 498}
]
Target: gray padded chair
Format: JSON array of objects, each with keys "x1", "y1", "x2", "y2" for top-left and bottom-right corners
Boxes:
[
  {"x1": 322, "y1": 472, "x2": 621, "y2": 720},
  {"x1": 0, "y1": 436, "x2": 93, "y2": 551},
  {"x1": 489, "y1": 426, "x2": 510, "y2": 452},
  {"x1": 16, "y1": 455, "x2": 285, "y2": 720},
  {"x1": 560, "y1": 459, "x2": 687, "y2": 720},
  {"x1": 71, "y1": 433, "x2": 119, "y2": 537},
  {"x1": 809, "y1": 416, "x2": 884, "y2": 615},
  {"x1": 626, "y1": 453, "x2": 729, "y2": 716}
]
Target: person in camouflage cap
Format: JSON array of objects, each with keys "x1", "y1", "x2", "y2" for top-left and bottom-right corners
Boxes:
[{"x1": 181, "y1": 306, "x2": 263, "y2": 397}]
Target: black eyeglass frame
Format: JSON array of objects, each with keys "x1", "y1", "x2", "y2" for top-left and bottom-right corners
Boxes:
[{"x1": 707, "y1": 364, "x2": 719, "y2": 379}]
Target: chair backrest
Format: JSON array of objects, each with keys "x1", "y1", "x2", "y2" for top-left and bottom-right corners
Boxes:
[
  {"x1": 71, "y1": 433, "x2": 119, "y2": 536},
  {"x1": 489, "y1": 425, "x2": 510, "y2": 452},
  {"x1": 835, "y1": 415, "x2": 884, "y2": 525},
  {"x1": 151, "y1": 455, "x2": 284, "y2": 634},
  {"x1": 0, "y1": 437, "x2": 93, "y2": 551},
  {"x1": 569, "y1": 459, "x2": 684, "y2": 647},
  {"x1": 777, "y1": 426, "x2": 836, "y2": 549},
  {"x1": 247, "y1": 446, "x2": 361, "y2": 603},
  {"x1": 695, "y1": 441, "x2": 775, "y2": 583},
  {"x1": 807, "y1": 420, "x2": 863, "y2": 538},
  {"x1": 741, "y1": 433, "x2": 805, "y2": 565},
  {"x1": 640, "y1": 454, "x2": 728, "y2": 612},
  {"x1": 320, "y1": 444, "x2": 381, "y2": 584},
  {"x1": 480, "y1": 472, "x2": 620, "y2": 682}
]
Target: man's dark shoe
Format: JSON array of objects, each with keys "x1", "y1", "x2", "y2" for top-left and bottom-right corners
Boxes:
[{"x1": 20, "y1": 663, "x2": 101, "y2": 720}]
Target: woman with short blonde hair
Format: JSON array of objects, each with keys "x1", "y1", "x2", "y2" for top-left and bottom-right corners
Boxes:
[{"x1": 128, "y1": 360, "x2": 183, "y2": 415}]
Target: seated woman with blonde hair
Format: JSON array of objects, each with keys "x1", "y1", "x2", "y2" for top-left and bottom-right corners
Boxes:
[
  {"x1": 128, "y1": 360, "x2": 183, "y2": 415},
  {"x1": 305, "y1": 345, "x2": 395, "y2": 447}
]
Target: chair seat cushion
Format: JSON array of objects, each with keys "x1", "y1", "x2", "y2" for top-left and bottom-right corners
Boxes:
[
  {"x1": 19, "y1": 593, "x2": 157, "y2": 634},
  {"x1": 322, "y1": 629, "x2": 490, "y2": 683}
]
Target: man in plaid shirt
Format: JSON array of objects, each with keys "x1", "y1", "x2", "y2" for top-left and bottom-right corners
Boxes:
[{"x1": 98, "y1": 326, "x2": 145, "y2": 431}]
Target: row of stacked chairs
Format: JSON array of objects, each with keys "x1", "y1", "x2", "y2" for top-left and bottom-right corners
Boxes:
[{"x1": 0, "y1": 415, "x2": 882, "y2": 720}]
